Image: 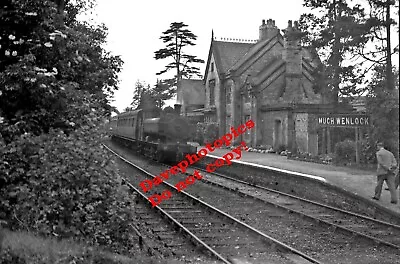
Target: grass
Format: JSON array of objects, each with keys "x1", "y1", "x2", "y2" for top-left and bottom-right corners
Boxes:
[{"x1": 0, "y1": 228, "x2": 156, "y2": 264}]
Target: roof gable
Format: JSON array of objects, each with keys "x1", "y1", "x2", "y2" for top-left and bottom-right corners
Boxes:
[
  {"x1": 205, "y1": 40, "x2": 253, "y2": 80},
  {"x1": 229, "y1": 32, "x2": 284, "y2": 77}
]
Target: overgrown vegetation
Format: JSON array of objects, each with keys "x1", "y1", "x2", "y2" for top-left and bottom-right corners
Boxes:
[
  {"x1": 194, "y1": 123, "x2": 219, "y2": 145},
  {"x1": 0, "y1": 229, "x2": 151, "y2": 264},
  {"x1": 0, "y1": 0, "x2": 142, "y2": 260}
]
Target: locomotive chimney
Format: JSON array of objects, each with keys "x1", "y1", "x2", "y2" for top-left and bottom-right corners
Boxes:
[{"x1": 174, "y1": 104, "x2": 182, "y2": 115}]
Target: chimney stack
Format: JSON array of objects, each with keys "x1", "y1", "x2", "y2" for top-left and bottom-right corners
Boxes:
[
  {"x1": 282, "y1": 20, "x2": 303, "y2": 102},
  {"x1": 259, "y1": 18, "x2": 278, "y2": 41}
]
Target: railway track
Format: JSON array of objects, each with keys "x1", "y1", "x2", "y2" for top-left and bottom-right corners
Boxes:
[
  {"x1": 105, "y1": 140, "x2": 400, "y2": 263},
  {"x1": 104, "y1": 143, "x2": 322, "y2": 264},
  {"x1": 187, "y1": 166, "x2": 400, "y2": 250}
]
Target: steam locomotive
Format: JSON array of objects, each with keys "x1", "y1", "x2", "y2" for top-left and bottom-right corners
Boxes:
[{"x1": 109, "y1": 108, "x2": 197, "y2": 163}]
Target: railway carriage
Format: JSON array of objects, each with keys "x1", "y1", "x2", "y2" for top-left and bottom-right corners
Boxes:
[{"x1": 111, "y1": 108, "x2": 197, "y2": 163}]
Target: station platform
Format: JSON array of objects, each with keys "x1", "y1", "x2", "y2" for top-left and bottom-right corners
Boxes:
[{"x1": 200, "y1": 146, "x2": 400, "y2": 214}]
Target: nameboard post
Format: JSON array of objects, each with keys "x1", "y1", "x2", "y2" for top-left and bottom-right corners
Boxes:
[
  {"x1": 355, "y1": 127, "x2": 359, "y2": 164},
  {"x1": 317, "y1": 114, "x2": 370, "y2": 165}
]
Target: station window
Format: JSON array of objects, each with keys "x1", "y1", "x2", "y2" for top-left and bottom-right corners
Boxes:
[
  {"x1": 226, "y1": 85, "x2": 231, "y2": 104},
  {"x1": 209, "y1": 79, "x2": 215, "y2": 106},
  {"x1": 210, "y1": 62, "x2": 214, "y2": 72}
]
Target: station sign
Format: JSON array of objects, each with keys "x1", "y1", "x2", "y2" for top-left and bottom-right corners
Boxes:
[{"x1": 317, "y1": 114, "x2": 370, "y2": 127}]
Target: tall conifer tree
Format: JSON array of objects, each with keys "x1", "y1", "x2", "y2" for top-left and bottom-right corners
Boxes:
[{"x1": 154, "y1": 22, "x2": 204, "y2": 97}]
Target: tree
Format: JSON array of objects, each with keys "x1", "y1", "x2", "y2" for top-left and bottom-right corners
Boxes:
[
  {"x1": 154, "y1": 22, "x2": 204, "y2": 96},
  {"x1": 130, "y1": 80, "x2": 149, "y2": 109},
  {"x1": 130, "y1": 79, "x2": 177, "y2": 109},
  {"x1": 151, "y1": 79, "x2": 174, "y2": 108},
  {"x1": 0, "y1": 0, "x2": 122, "y2": 142},
  {"x1": 357, "y1": 0, "x2": 399, "y2": 91},
  {"x1": 0, "y1": 0, "x2": 137, "y2": 253},
  {"x1": 364, "y1": 65, "x2": 399, "y2": 161},
  {"x1": 298, "y1": 0, "x2": 370, "y2": 104}
]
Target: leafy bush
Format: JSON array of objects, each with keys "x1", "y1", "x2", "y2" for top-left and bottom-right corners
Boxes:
[
  {"x1": 275, "y1": 144, "x2": 286, "y2": 154},
  {"x1": 0, "y1": 126, "x2": 135, "y2": 253},
  {"x1": 365, "y1": 65, "x2": 399, "y2": 162},
  {"x1": 203, "y1": 123, "x2": 219, "y2": 144},
  {"x1": 334, "y1": 139, "x2": 356, "y2": 164},
  {"x1": 194, "y1": 123, "x2": 206, "y2": 145},
  {"x1": 0, "y1": 0, "x2": 133, "y2": 255},
  {"x1": 194, "y1": 122, "x2": 219, "y2": 145},
  {"x1": 0, "y1": 0, "x2": 122, "y2": 143}
]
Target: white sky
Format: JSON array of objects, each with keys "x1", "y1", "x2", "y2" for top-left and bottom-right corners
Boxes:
[{"x1": 92, "y1": 0, "x2": 309, "y2": 111}]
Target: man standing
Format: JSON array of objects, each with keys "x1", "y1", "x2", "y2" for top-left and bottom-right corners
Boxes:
[{"x1": 372, "y1": 142, "x2": 398, "y2": 204}]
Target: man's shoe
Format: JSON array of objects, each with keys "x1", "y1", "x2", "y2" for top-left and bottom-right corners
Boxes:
[
  {"x1": 385, "y1": 188, "x2": 390, "y2": 190},
  {"x1": 391, "y1": 201, "x2": 398, "y2": 204},
  {"x1": 372, "y1": 197, "x2": 379, "y2": 200}
]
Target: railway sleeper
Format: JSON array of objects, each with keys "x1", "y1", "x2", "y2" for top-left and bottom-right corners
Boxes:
[
  {"x1": 167, "y1": 213, "x2": 208, "y2": 219},
  {"x1": 339, "y1": 223, "x2": 371, "y2": 229},
  {"x1": 180, "y1": 219, "x2": 226, "y2": 225},
  {"x1": 161, "y1": 201, "x2": 191, "y2": 206},
  {"x1": 206, "y1": 238, "x2": 261, "y2": 246},
  {"x1": 144, "y1": 219, "x2": 163, "y2": 225},
  {"x1": 190, "y1": 226, "x2": 232, "y2": 232},
  {"x1": 197, "y1": 232, "x2": 246, "y2": 239},
  {"x1": 137, "y1": 214, "x2": 157, "y2": 219},
  {"x1": 164, "y1": 241, "x2": 185, "y2": 247},
  {"x1": 151, "y1": 226, "x2": 172, "y2": 233},
  {"x1": 209, "y1": 242, "x2": 267, "y2": 254},
  {"x1": 165, "y1": 209, "x2": 203, "y2": 214},
  {"x1": 160, "y1": 205, "x2": 195, "y2": 210},
  {"x1": 157, "y1": 232, "x2": 184, "y2": 240}
]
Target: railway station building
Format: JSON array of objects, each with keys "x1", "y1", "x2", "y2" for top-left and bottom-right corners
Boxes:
[{"x1": 178, "y1": 19, "x2": 342, "y2": 155}]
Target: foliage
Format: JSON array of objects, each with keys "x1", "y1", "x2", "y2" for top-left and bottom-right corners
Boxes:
[
  {"x1": 298, "y1": 0, "x2": 371, "y2": 102},
  {"x1": 154, "y1": 22, "x2": 205, "y2": 97},
  {"x1": 365, "y1": 65, "x2": 399, "y2": 161},
  {"x1": 275, "y1": 144, "x2": 287, "y2": 153},
  {"x1": 0, "y1": 126, "x2": 136, "y2": 252},
  {"x1": 131, "y1": 79, "x2": 173, "y2": 109},
  {"x1": 358, "y1": 0, "x2": 399, "y2": 91},
  {"x1": 360, "y1": 137, "x2": 376, "y2": 164},
  {"x1": 203, "y1": 123, "x2": 219, "y2": 144},
  {"x1": 334, "y1": 139, "x2": 356, "y2": 164},
  {"x1": 0, "y1": 0, "x2": 136, "y2": 255},
  {"x1": 130, "y1": 80, "x2": 150, "y2": 109},
  {"x1": 194, "y1": 123, "x2": 206, "y2": 145},
  {"x1": 0, "y1": 0, "x2": 123, "y2": 142},
  {"x1": 0, "y1": 228, "x2": 148, "y2": 264},
  {"x1": 152, "y1": 79, "x2": 175, "y2": 108},
  {"x1": 288, "y1": 151, "x2": 334, "y2": 164},
  {"x1": 193, "y1": 122, "x2": 219, "y2": 145}
]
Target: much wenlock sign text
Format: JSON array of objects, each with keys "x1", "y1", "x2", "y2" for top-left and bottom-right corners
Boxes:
[{"x1": 317, "y1": 114, "x2": 370, "y2": 128}]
